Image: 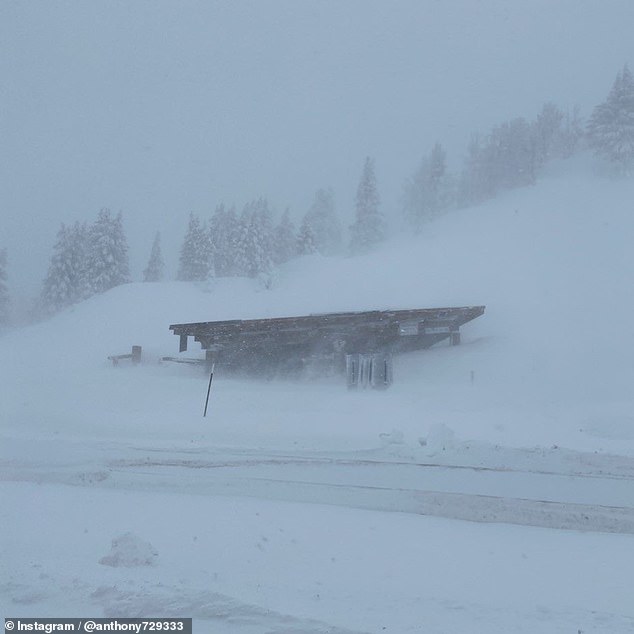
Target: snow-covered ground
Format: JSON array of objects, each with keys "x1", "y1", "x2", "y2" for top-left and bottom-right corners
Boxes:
[{"x1": 3, "y1": 157, "x2": 634, "y2": 631}]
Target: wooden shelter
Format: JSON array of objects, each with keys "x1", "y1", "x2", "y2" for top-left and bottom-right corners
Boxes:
[{"x1": 169, "y1": 306, "x2": 485, "y2": 378}]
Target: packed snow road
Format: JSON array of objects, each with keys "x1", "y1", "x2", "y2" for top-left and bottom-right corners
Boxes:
[{"x1": 3, "y1": 437, "x2": 634, "y2": 534}]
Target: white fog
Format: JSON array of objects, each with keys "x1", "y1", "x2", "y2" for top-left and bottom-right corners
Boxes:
[{"x1": 2, "y1": 1, "x2": 634, "y2": 632}]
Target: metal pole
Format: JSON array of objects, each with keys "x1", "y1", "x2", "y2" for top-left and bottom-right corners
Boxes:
[{"x1": 203, "y1": 363, "x2": 215, "y2": 417}]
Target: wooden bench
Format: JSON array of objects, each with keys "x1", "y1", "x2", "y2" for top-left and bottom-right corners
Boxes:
[{"x1": 108, "y1": 345, "x2": 142, "y2": 366}]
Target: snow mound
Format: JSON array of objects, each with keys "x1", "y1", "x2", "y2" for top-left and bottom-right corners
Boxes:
[
  {"x1": 420, "y1": 424, "x2": 457, "y2": 455},
  {"x1": 99, "y1": 532, "x2": 158, "y2": 568}
]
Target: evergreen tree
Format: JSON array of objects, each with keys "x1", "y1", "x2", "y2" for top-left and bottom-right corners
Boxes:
[
  {"x1": 301, "y1": 188, "x2": 342, "y2": 255},
  {"x1": 461, "y1": 118, "x2": 535, "y2": 203},
  {"x1": 349, "y1": 157, "x2": 386, "y2": 254},
  {"x1": 143, "y1": 231, "x2": 164, "y2": 282},
  {"x1": 587, "y1": 64, "x2": 634, "y2": 172},
  {"x1": 233, "y1": 204, "x2": 255, "y2": 278},
  {"x1": 0, "y1": 248, "x2": 10, "y2": 327},
  {"x1": 488, "y1": 118, "x2": 536, "y2": 190},
  {"x1": 209, "y1": 204, "x2": 230, "y2": 276},
  {"x1": 296, "y1": 216, "x2": 317, "y2": 255},
  {"x1": 273, "y1": 208, "x2": 298, "y2": 264},
  {"x1": 533, "y1": 102, "x2": 565, "y2": 166},
  {"x1": 250, "y1": 197, "x2": 274, "y2": 276},
  {"x1": 234, "y1": 199, "x2": 274, "y2": 278},
  {"x1": 177, "y1": 213, "x2": 213, "y2": 281},
  {"x1": 40, "y1": 222, "x2": 90, "y2": 314},
  {"x1": 223, "y1": 205, "x2": 240, "y2": 276},
  {"x1": 459, "y1": 134, "x2": 495, "y2": 206},
  {"x1": 460, "y1": 105, "x2": 581, "y2": 208},
  {"x1": 533, "y1": 103, "x2": 584, "y2": 163},
  {"x1": 559, "y1": 106, "x2": 584, "y2": 158},
  {"x1": 403, "y1": 142, "x2": 454, "y2": 231},
  {"x1": 208, "y1": 204, "x2": 241, "y2": 276},
  {"x1": 233, "y1": 208, "x2": 251, "y2": 277},
  {"x1": 86, "y1": 209, "x2": 130, "y2": 294}
]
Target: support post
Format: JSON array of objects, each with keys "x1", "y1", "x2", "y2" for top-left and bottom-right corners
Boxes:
[
  {"x1": 205, "y1": 350, "x2": 215, "y2": 372},
  {"x1": 346, "y1": 354, "x2": 359, "y2": 389},
  {"x1": 450, "y1": 331, "x2": 461, "y2": 346},
  {"x1": 179, "y1": 334, "x2": 188, "y2": 352},
  {"x1": 370, "y1": 353, "x2": 393, "y2": 390},
  {"x1": 346, "y1": 353, "x2": 393, "y2": 390},
  {"x1": 131, "y1": 346, "x2": 142, "y2": 364},
  {"x1": 203, "y1": 363, "x2": 215, "y2": 417}
]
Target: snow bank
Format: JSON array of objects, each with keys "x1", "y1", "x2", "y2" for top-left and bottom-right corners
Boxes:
[{"x1": 99, "y1": 532, "x2": 158, "y2": 568}]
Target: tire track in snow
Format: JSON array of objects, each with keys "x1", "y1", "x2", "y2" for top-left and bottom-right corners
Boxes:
[
  {"x1": 102, "y1": 460, "x2": 634, "y2": 535},
  {"x1": 4, "y1": 450, "x2": 634, "y2": 534}
]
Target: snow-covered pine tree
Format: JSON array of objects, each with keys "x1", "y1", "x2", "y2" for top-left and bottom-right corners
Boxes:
[
  {"x1": 209, "y1": 204, "x2": 241, "y2": 276},
  {"x1": 559, "y1": 106, "x2": 584, "y2": 158},
  {"x1": 349, "y1": 157, "x2": 386, "y2": 254},
  {"x1": 40, "y1": 222, "x2": 90, "y2": 314},
  {"x1": 231, "y1": 198, "x2": 276, "y2": 278},
  {"x1": 0, "y1": 248, "x2": 10, "y2": 327},
  {"x1": 209, "y1": 204, "x2": 229, "y2": 276},
  {"x1": 301, "y1": 188, "x2": 342, "y2": 255},
  {"x1": 533, "y1": 102, "x2": 565, "y2": 167},
  {"x1": 587, "y1": 64, "x2": 634, "y2": 173},
  {"x1": 533, "y1": 103, "x2": 583, "y2": 162},
  {"x1": 253, "y1": 198, "x2": 275, "y2": 282},
  {"x1": 253, "y1": 198, "x2": 274, "y2": 265},
  {"x1": 86, "y1": 209, "x2": 130, "y2": 294},
  {"x1": 143, "y1": 231, "x2": 164, "y2": 282},
  {"x1": 460, "y1": 117, "x2": 536, "y2": 205},
  {"x1": 487, "y1": 118, "x2": 536, "y2": 190},
  {"x1": 177, "y1": 213, "x2": 213, "y2": 281},
  {"x1": 459, "y1": 134, "x2": 494, "y2": 206},
  {"x1": 296, "y1": 216, "x2": 317, "y2": 255},
  {"x1": 273, "y1": 208, "x2": 298, "y2": 264},
  {"x1": 232, "y1": 208, "x2": 251, "y2": 277},
  {"x1": 223, "y1": 205, "x2": 240, "y2": 276},
  {"x1": 403, "y1": 143, "x2": 454, "y2": 231}
]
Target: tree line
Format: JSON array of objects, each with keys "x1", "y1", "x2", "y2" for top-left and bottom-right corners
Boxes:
[
  {"x1": 0, "y1": 64, "x2": 632, "y2": 325},
  {"x1": 176, "y1": 157, "x2": 383, "y2": 284}
]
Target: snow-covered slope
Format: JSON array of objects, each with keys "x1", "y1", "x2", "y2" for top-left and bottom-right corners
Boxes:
[
  {"x1": 3, "y1": 158, "x2": 634, "y2": 632},
  {"x1": 2, "y1": 155, "x2": 634, "y2": 454}
]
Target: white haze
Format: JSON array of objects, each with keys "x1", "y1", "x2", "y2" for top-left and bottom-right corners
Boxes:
[
  {"x1": 3, "y1": 153, "x2": 634, "y2": 630},
  {"x1": 1, "y1": 0, "x2": 634, "y2": 296}
]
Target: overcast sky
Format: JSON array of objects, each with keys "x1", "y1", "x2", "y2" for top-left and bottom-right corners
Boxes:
[{"x1": 2, "y1": 0, "x2": 634, "y2": 296}]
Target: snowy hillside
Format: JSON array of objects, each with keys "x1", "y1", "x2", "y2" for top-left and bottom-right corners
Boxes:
[
  {"x1": 3, "y1": 156, "x2": 634, "y2": 452},
  {"x1": 3, "y1": 158, "x2": 634, "y2": 632}
]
